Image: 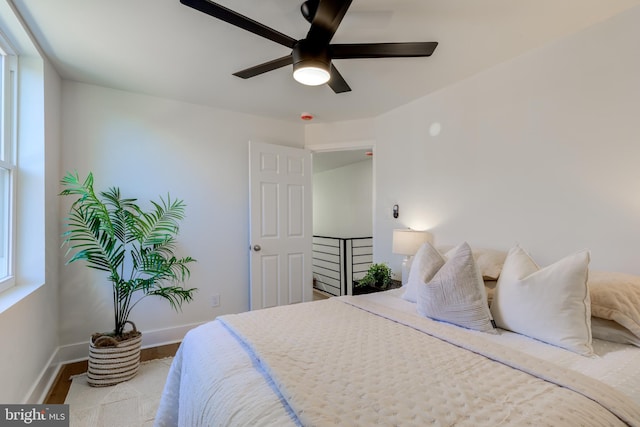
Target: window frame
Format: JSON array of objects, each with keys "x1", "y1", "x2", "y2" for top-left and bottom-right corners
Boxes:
[{"x1": 0, "y1": 32, "x2": 17, "y2": 293}]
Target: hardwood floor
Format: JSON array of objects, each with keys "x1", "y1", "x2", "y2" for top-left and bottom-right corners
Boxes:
[
  {"x1": 313, "y1": 289, "x2": 330, "y2": 300},
  {"x1": 43, "y1": 342, "x2": 180, "y2": 404}
]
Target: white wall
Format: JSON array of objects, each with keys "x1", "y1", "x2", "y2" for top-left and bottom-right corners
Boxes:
[
  {"x1": 313, "y1": 159, "x2": 373, "y2": 238},
  {"x1": 58, "y1": 82, "x2": 305, "y2": 357},
  {"x1": 309, "y1": 6, "x2": 640, "y2": 278},
  {"x1": 0, "y1": 0, "x2": 61, "y2": 403},
  {"x1": 305, "y1": 117, "x2": 376, "y2": 147}
]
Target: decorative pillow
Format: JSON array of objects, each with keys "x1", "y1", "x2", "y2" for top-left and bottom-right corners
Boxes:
[
  {"x1": 588, "y1": 270, "x2": 640, "y2": 341},
  {"x1": 441, "y1": 246, "x2": 507, "y2": 280},
  {"x1": 401, "y1": 242, "x2": 445, "y2": 303},
  {"x1": 416, "y1": 242, "x2": 496, "y2": 333},
  {"x1": 490, "y1": 246, "x2": 593, "y2": 356},
  {"x1": 591, "y1": 317, "x2": 640, "y2": 347}
]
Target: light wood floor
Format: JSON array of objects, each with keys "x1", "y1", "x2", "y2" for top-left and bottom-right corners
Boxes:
[
  {"x1": 44, "y1": 342, "x2": 180, "y2": 404},
  {"x1": 313, "y1": 289, "x2": 330, "y2": 300}
]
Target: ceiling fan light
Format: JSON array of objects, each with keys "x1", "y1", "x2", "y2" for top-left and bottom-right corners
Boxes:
[{"x1": 293, "y1": 65, "x2": 330, "y2": 86}]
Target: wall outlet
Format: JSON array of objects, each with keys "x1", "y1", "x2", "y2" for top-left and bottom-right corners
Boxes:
[{"x1": 210, "y1": 294, "x2": 220, "y2": 307}]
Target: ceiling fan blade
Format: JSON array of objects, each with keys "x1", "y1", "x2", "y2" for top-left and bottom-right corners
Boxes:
[
  {"x1": 327, "y1": 64, "x2": 351, "y2": 93},
  {"x1": 180, "y1": 0, "x2": 297, "y2": 49},
  {"x1": 306, "y1": 0, "x2": 353, "y2": 45},
  {"x1": 330, "y1": 42, "x2": 438, "y2": 59},
  {"x1": 233, "y1": 55, "x2": 293, "y2": 79}
]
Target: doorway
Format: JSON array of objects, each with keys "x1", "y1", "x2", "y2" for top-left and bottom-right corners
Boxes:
[{"x1": 311, "y1": 147, "x2": 374, "y2": 297}]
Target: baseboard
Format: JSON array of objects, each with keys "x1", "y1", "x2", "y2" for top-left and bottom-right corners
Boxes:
[
  {"x1": 58, "y1": 321, "x2": 204, "y2": 363},
  {"x1": 30, "y1": 321, "x2": 204, "y2": 403},
  {"x1": 24, "y1": 347, "x2": 62, "y2": 404}
]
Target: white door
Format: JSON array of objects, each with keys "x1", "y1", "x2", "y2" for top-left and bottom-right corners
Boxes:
[{"x1": 249, "y1": 141, "x2": 313, "y2": 310}]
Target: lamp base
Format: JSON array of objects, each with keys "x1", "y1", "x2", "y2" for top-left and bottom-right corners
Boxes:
[{"x1": 401, "y1": 256, "x2": 412, "y2": 285}]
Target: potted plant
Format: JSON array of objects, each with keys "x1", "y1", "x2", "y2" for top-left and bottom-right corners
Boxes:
[
  {"x1": 60, "y1": 171, "x2": 197, "y2": 387},
  {"x1": 357, "y1": 263, "x2": 393, "y2": 289}
]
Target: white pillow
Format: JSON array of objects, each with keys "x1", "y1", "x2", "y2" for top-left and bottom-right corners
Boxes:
[
  {"x1": 402, "y1": 242, "x2": 445, "y2": 303},
  {"x1": 490, "y1": 246, "x2": 593, "y2": 356},
  {"x1": 417, "y1": 242, "x2": 496, "y2": 333},
  {"x1": 591, "y1": 317, "x2": 640, "y2": 347}
]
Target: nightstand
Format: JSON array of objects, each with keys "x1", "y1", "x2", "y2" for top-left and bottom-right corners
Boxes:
[{"x1": 352, "y1": 279, "x2": 402, "y2": 295}]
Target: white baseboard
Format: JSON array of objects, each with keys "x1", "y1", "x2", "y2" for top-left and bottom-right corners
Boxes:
[
  {"x1": 30, "y1": 321, "x2": 204, "y2": 403},
  {"x1": 24, "y1": 348, "x2": 62, "y2": 404},
  {"x1": 58, "y1": 321, "x2": 204, "y2": 363}
]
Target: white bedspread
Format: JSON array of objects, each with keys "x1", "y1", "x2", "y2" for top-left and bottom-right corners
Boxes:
[
  {"x1": 367, "y1": 288, "x2": 640, "y2": 405},
  {"x1": 155, "y1": 290, "x2": 640, "y2": 426}
]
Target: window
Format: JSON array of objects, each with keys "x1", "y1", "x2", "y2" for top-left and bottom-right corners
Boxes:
[{"x1": 0, "y1": 34, "x2": 16, "y2": 293}]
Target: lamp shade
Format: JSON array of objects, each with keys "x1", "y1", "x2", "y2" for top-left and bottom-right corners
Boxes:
[{"x1": 392, "y1": 229, "x2": 432, "y2": 256}]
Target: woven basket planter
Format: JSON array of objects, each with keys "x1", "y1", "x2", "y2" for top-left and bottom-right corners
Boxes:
[{"x1": 87, "y1": 321, "x2": 142, "y2": 387}]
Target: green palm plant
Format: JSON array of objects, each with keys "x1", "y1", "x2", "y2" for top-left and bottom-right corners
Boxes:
[{"x1": 60, "y1": 171, "x2": 197, "y2": 339}]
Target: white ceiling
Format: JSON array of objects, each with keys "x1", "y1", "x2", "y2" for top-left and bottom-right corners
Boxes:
[{"x1": 10, "y1": 0, "x2": 640, "y2": 124}]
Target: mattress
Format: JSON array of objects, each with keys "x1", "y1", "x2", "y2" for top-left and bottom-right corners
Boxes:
[{"x1": 154, "y1": 289, "x2": 640, "y2": 426}]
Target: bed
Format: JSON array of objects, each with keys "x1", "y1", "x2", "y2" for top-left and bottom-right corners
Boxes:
[{"x1": 154, "y1": 243, "x2": 640, "y2": 426}]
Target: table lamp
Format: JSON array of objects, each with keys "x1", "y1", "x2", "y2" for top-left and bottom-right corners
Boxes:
[{"x1": 392, "y1": 229, "x2": 432, "y2": 285}]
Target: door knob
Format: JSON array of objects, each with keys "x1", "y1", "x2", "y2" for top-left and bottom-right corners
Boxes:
[{"x1": 253, "y1": 245, "x2": 261, "y2": 251}]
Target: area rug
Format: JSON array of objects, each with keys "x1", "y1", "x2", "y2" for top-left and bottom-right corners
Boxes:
[{"x1": 64, "y1": 357, "x2": 173, "y2": 427}]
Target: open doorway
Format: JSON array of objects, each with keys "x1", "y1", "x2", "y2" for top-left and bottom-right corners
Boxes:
[{"x1": 311, "y1": 148, "x2": 374, "y2": 298}]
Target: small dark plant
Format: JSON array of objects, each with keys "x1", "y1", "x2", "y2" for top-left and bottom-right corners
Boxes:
[
  {"x1": 357, "y1": 263, "x2": 393, "y2": 289},
  {"x1": 60, "y1": 171, "x2": 197, "y2": 340}
]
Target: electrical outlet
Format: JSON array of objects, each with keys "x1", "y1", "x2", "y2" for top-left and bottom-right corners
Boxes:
[{"x1": 210, "y1": 294, "x2": 220, "y2": 307}]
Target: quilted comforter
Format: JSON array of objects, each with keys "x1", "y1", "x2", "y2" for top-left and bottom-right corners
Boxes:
[{"x1": 155, "y1": 291, "x2": 640, "y2": 426}]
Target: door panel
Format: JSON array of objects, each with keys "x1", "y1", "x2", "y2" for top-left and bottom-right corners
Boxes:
[
  {"x1": 288, "y1": 185, "x2": 304, "y2": 236},
  {"x1": 249, "y1": 141, "x2": 312, "y2": 310},
  {"x1": 288, "y1": 253, "x2": 304, "y2": 304},
  {"x1": 261, "y1": 182, "x2": 278, "y2": 237},
  {"x1": 261, "y1": 255, "x2": 279, "y2": 308}
]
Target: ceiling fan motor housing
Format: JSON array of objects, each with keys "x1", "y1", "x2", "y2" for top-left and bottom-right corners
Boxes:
[{"x1": 292, "y1": 39, "x2": 331, "y2": 73}]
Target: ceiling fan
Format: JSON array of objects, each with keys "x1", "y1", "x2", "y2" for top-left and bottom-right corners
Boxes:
[{"x1": 180, "y1": 0, "x2": 438, "y2": 93}]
